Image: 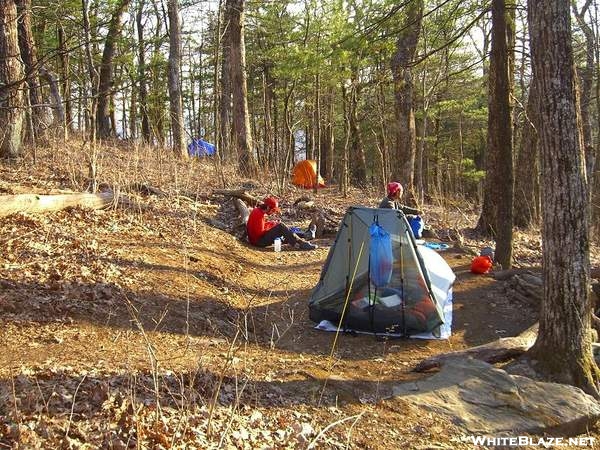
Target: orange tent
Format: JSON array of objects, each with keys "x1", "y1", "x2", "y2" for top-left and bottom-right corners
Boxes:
[{"x1": 291, "y1": 160, "x2": 325, "y2": 189}]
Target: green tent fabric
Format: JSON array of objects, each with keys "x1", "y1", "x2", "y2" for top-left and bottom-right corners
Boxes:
[{"x1": 309, "y1": 207, "x2": 455, "y2": 336}]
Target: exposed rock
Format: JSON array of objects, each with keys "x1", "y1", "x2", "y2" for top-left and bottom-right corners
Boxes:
[{"x1": 390, "y1": 358, "x2": 600, "y2": 436}]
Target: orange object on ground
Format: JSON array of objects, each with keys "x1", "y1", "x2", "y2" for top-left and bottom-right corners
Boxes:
[
  {"x1": 292, "y1": 160, "x2": 325, "y2": 189},
  {"x1": 470, "y1": 255, "x2": 493, "y2": 274}
]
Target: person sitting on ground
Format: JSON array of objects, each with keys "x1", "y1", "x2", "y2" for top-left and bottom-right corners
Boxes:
[
  {"x1": 380, "y1": 182, "x2": 434, "y2": 239},
  {"x1": 379, "y1": 182, "x2": 422, "y2": 215},
  {"x1": 247, "y1": 196, "x2": 318, "y2": 251}
]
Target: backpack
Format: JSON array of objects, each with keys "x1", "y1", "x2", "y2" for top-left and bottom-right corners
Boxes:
[{"x1": 471, "y1": 255, "x2": 493, "y2": 274}]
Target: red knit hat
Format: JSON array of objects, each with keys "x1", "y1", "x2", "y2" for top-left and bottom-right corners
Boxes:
[{"x1": 387, "y1": 182, "x2": 403, "y2": 197}]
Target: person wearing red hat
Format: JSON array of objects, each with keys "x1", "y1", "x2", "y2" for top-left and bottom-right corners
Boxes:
[
  {"x1": 246, "y1": 196, "x2": 318, "y2": 251},
  {"x1": 379, "y1": 182, "x2": 422, "y2": 215}
]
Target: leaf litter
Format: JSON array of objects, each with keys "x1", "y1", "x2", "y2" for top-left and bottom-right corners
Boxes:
[{"x1": 1, "y1": 146, "x2": 599, "y2": 449}]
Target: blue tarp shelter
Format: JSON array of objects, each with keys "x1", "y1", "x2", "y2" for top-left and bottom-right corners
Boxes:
[{"x1": 188, "y1": 139, "x2": 216, "y2": 157}]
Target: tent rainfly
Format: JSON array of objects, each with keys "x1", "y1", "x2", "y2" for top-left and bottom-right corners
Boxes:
[{"x1": 309, "y1": 207, "x2": 455, "y2": 337}]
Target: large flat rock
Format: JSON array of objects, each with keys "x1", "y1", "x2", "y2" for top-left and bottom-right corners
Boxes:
[{"x1": 390, "y1": 358, "x2": 600, "y2": 436}]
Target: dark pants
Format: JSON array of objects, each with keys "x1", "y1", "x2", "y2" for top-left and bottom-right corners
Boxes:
[{"x1": 255, "y1": 223, "x2": 300, "y2": 247}]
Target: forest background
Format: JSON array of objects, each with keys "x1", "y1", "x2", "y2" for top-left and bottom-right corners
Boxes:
[{"x1": 2, "y1": 0, "x2": 600, "y2": 446}]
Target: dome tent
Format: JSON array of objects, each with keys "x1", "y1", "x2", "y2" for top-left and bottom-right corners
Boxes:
[
  {"x1": 292, "y1": 160, "x2": 325, "y2": 189},
  {"x1": 309, "y1": 207, "x2": 455, "y2": 337}
]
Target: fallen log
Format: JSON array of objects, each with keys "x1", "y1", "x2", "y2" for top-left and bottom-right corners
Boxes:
[
  {"x1": 0, "y1": 192, "x2": 117, "y2": 218},
  {"x1": 128, "y1": 182, "x2": 167, "y2": 197},
  {"x1": 510, "y1": 274, "x2": 542, "y2": 302},
  {"x1": 212, "y1": 189, "x2": 260, "y2": 206},
  {"x1": 493, "y1": 268, "x2": 538, "y2": 281},
  {"x1": 295, "y1": 200, "x2": 315, "y2": 210},
  {"x1": 505, "y1": 287, "x2": 538, "y2": 307},
  {"x1": 413, "y1": 324, "x2": 538, "y2": 372},
  {"x1": 233, "y1": 198, "x2": 250, "y2": 225}
]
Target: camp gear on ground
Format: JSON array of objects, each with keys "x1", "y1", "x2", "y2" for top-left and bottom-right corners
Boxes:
[
  {"x1": 292, "y1": 160, "x2": 326, "y2": 189},
  {"x1": 480, "y1": 246, "x2": 495, "y2": 261},
  {"x1": 423, "y1": 241, "x2": 450, "y2": 251},
  {"x1": 263, "y1": 196, "x2": 281, "y2": 213},
  {"x1": 409, "y1": 216, "x2": 424, "y2": 238},
  {"x1": 387, "y1": 182, "x2": 403, "y2": 197},
  {"x1": 273, "y1": 238, "x2": 282, "y2": 252},
  {"x1": 298, "y1": 241, "x2": 318, "y2": 251},
  {"x1": 290, "y1": 225, "x2": 316, "y2": 240},
  {"x1": 309, "y1": 207, "x2": 455, "y2": 336},
  {"x1": 471, "y1": 255, "x2": 493, "y2": 274},
  {"x1": 369, "y1": 222, "x2": 393, "y2": 288}
]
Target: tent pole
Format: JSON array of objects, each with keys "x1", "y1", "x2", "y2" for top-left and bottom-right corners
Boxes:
[
  {"x1": 400, "y1": 233, "x2": 407, "y2": 337},
  {"x1": 342, "y1": 214, "x2": 353, "y2": 328}
]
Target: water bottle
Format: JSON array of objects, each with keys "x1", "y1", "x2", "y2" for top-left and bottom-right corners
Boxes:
[
  {"x1": 273, "y1": 238, "x2": 282, "y2": 252},
  {"x1": 308, "y1": 224, "x2": 316, "y2": 240}
]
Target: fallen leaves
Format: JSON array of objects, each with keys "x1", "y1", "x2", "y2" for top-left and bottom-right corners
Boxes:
[{"x1": 0, "y1": 363, "x2": 328, "y2": 449}]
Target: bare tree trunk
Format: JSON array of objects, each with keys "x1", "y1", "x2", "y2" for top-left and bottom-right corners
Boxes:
[
  {"x1": 390, "y1": 0, "x2": 423, "y2": 198},
  {"x1": 313, "y1": 72, "x2": 321, "y2": 193},
  {"x1": 136, "y1": 0, "x2": 151, "y2": 143},
  {"x1": 150, "y1": 1, "x2": 165, "y2": 146},
  {"x1": 121, "y1": 82, "x2": 127, "y2": 139},
  {"x1": 321, "y1": 84, "x2": 334, "y2": 181},
  {"x1": 211, "y1": 0, "x2": 226, "y2": 187},
  {"x1": 39, "y1": 67, "x2": 65, "y2": 126},
  {"x1": 227, "y1": 0, "x2": 257, "y2": 177},
  {"x1": 514, "y1": 81, "x2": 540, "y2": 228},
  {"x1": 57, "y1": 24, "x2": 72, "y2": 134},
  {"x1": 349, "y1": 72, "x2": 366, "y2": 186},
  {"x1": 109, "y1": 93, "x2": 117, "y2": 134},
  {"x1": 167, "y1": 0, "x2": 186, "y2": 158},
  {"x1": 219, "y1": 2, "x2": 232, "y2": 159},
  {"x1": 0, "y1": 0, "x2": 24, "y2": 158},
  {"x1": 16, "y1": 0, "x2": 45, "y2": 140},
  {"x1": 263, "y1": 64, "x2": 275, "y2": 169},
  {"x1": 528, "y1": 0, "x2": 599, "y2": 397},
  {"x1": 340, "y1": 83, "x2": 351, "y2": 197},
  {"x1": 82, "y1": 0, "x2": 99, "y2": 141},
  {"x1": 572, "y1": 0, "x2": 595, "y2": 183},
  {"x1": 376, "y1": 78, "x2": 390, "y2": 188},
  {"x1": 128, "y1": 69, "x2": 137, "y2": 139},
  {"x1": 96, "y1": 0, "x2": 131, "y2": 139},
  {"x1": 476, "y1": 0, "x2": 515, "y2": 271}
]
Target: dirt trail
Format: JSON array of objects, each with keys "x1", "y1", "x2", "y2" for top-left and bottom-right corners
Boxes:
[{"x1": 0, "y1": 198, "x2": 543, "y2": 448}]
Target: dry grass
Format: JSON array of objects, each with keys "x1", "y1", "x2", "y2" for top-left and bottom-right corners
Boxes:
[{"x1": 1, "y1": 137, "x2": 598, "y2": 449}]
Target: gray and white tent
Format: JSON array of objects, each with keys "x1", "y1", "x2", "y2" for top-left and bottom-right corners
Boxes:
[{"x1": 309, "y1": 207, "x2": 455, "y2": 337}]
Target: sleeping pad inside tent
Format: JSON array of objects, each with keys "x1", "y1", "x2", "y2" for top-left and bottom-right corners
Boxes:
[{"x1": 308, "y1": 207, "x2": 456, "y2": 337}]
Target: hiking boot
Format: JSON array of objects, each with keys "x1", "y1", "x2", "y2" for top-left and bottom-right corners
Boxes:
[{"x1": 298, "y1": 241, "x2": 318, "y2": 251}]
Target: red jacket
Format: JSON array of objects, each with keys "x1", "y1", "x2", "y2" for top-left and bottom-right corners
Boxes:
[{"x1": 247, "y1": 207, "x2": 278, "y2": 245}]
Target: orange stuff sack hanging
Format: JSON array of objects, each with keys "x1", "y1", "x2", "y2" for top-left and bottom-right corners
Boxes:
[
  {"x1": 292, "y1": 160, "x2": 326, "y2": 189},
  {"x1": 470, "y1": 255, "x2": 493, "y2": 274}
]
